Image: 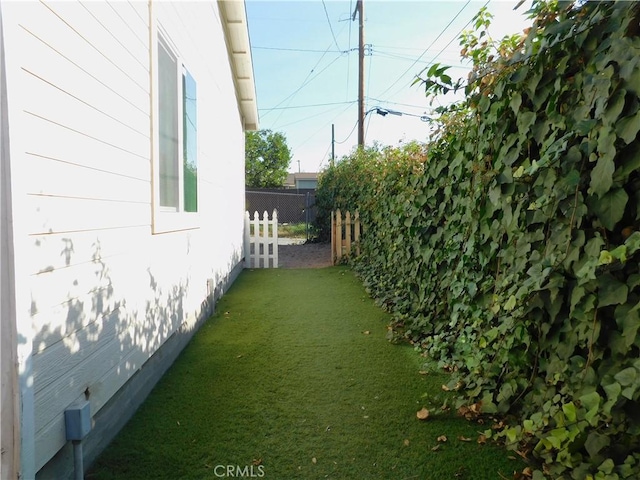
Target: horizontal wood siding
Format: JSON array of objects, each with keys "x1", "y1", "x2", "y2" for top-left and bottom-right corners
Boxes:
[
  {"x1": 14, "y1": 0, "x2": 153, "y2": 471},
  {"x1": 3, "y1": 0, "x2": 247, "y2": 473}
]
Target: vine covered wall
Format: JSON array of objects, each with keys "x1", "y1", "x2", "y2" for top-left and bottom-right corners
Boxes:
[{"x1": 316, "y1": 2, "x2": 640, "y2": 478}]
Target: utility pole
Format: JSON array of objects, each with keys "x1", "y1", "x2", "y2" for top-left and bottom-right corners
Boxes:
[
  {"x1": 331, "y1": 123, "x2": 335, "y2": 165},
  {"x1": 353, "y1": 0, "x2": 364, "y2": 148}
]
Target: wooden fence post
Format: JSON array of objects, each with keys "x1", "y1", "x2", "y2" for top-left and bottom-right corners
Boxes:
[
  {"x1": 331, "y1": 209, "x2": 362, "y2": 265},
  {"x1": 354, "y1": 210, "x2": 360, "y2": 257},
  {"x1": 331, "y1": 210, "x2": 336, "y2": 265},
  {"x1": 345, "y1": 210, "x2": 351, "y2": 259}
]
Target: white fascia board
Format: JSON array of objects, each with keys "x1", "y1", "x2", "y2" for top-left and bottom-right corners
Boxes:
[{"x1": 218, "y1": 0, "x2": 259, "y2": 131}]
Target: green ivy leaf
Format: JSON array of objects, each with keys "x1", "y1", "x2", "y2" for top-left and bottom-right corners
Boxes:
[
  {"x1": 625, "y1": 231, "x2": 640, "y2": 254},
  {"x1": 510, "y1": 92, "x2": 522, "y2": 115},
  {"x1": 504, "y1": 295, "x2": 517, "y2": 311},
  {"x1": 614, "y1": 367, "x2": 637, "y2": 387},
  {"x1": 518, "y1": 111, "x2": 537, "y2": 136},
  {"x1": 616, "y1": 110, "x2": 640, "y2": 144},
  {"x1": 575, "y1": 119, "x2": 598, "y2": 135},
  {"x1": 562, "y1": 402, "x2": 577, "y2": 422},
  {"x1": 591, "y1": 188, "x2": 628, "y2": 231},
  {"x1": 598, "y1": 458, "x2": 615, "y2": 475},
  {"x1": 598, "y1": 274, "x2": 628, "y2": 307},
  {"x1": 585, "y1": 431, "x2": 610, "y2": 458},
  {"x1": 598, "y1": 250, "x2": 614, "y2": 265},
  {"x1": 579, "y1": 391, "x2": 601, "y2": 425},
  {"x1": 604, "y1": 89, "x2": 626, "y2": 126},
  {"x1": 615, "y1": 304, "x2": 640, "y2": 349},
  {"x1": 589, "y1": 155, "x2": 615, "y2": 198}
]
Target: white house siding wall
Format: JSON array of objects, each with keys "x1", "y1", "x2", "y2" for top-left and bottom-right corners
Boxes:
[
  {"x1": 0, "y1": 3, "x2": 19, "y2": 477},
  {"x1": 1, "y1": 1, "x2": 247, "y2": 476}
]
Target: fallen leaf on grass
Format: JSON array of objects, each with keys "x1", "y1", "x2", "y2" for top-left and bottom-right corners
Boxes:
[
  {"x1": 431, "y1": 445, "x2": 441, "y2": 452},
  {"x1": 311, "y1": 457, "x2": 317, "y2": 464},
  {"x1": 477, "y1": 434, "x2": 487, "y2": 444},
  {"x1": 418, "y1": 370, "x2": 429, "y2": 375},
  {"x1": 416, "y1": 408, "x2": 430, "y2": 420},
  {"x1": 362, "y1": 330, "x2": 371, "y2": 335},
  {"x1": 236, "y1": 354, "x2": 243, "y2": 359},
  {"x1": 457, "y1": 436, "x2": 472, "y2": 442},
  {"x1": 458, "y1": 401, "x2": 482, "y2": 419},
  {"x1": 252, "y1": 458, "x2": 262, "y2": 466},
  {"x1": 403, "y1": 439, "x2": 410, "y2": 446},
  {"x1": 437, "y1": 435, "x2": 447, "y2": 442}
]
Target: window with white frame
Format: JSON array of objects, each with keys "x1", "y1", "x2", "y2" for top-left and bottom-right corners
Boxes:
[{"x1": 153, "y1": 33, "x2": 198, "y2": 232}]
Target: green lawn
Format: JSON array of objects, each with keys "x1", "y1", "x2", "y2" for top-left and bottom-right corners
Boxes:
[
  {"x1": 88, "y1": 267, "x2": 525, "y2": 479},
  {"x1": 278, "y1": 222, "x2": 313, "y2": 238}
]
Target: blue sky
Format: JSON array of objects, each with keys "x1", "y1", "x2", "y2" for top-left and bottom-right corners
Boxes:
[{"x1": 245, "y1": 1, "x2": 534, "y2": 173}]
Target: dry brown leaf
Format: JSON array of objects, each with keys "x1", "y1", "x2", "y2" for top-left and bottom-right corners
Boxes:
[
  {"x1": 492, "y1": 420, "x2": 504, "y2": 430},
  {"x1": 457, "y1": 435, "x2": 472, "y2": 442},
  {"x1": 477, "y1": 434, "x2": 487, "y2": 444},
  {"x1": 416, "y1": 408, "x2": 430, "y2": 420},
  {"x1": 431, "y1": 445, "x2": 441, "y2": 452},
  {"x1": 441, "y1": 384, "x2": 451, "y2": 392},
  {"x1": 311, "y1": 457, "x2": 317, "y2": 464},
  {"x1": 418, "y1": 370, "x2": 429, "y2": 375},
  {"x1": 403, "y1": 439, "x2": 410, "y2": 446},
  {"x1": 252, "y1": 458, "x2": 262, "y2": 466},
  {"x1": 437, "y1": 435, "x2": 447, "y2": 442},
  {"x1": 522, "y1": 467, "x2": 533, "y2": 477},
  {"x1": 362, "y1": 330, "x2": 371, "y2": 335}
]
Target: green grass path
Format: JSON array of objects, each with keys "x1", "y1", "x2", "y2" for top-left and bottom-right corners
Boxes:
[{"x1": 89, "y1": 267, "x2": 523, "y2": 479}]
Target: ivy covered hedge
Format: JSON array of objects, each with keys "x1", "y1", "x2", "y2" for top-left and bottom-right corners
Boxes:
[{"x1": 316, "y1": 2, "x2": 640, "y2": 478}]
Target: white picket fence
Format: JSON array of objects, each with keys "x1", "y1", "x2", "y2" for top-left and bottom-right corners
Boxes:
[{"x1": 244, "y1": 210, "x2": 278, "y2": 268}]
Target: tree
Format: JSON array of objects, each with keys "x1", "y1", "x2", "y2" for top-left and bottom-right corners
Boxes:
[{"x1": 245, "y1": 130, "x2": 292, "y2": 188}]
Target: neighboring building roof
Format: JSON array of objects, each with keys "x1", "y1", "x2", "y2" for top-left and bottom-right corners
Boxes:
[
  {"x1": 285, "y1": 172, "x2": 319, "y2": 188},
  {"x1": 294, "y1": 172, "x2": 319, "y2": 180},
  {"x1": 218, "y1": 1, "x2": 259, "y2": 131}
]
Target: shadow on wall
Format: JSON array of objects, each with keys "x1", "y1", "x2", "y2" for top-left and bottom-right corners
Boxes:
[{"x1": 27, "y1": 236, "x2": 242, "y2": 479}]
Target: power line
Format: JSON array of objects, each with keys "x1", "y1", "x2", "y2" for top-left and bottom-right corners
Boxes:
[
  {"x1": 322, "y1": 0, "x2": 341, "y2": 52},
  {"x1": 374, "y1": 0, "x2": 472, "y2": 101},
  {"x1": 368, "y1": 97, "x2": 431, "y2": 110},
  {"x1": 346, "y1": 0, "x2": 353, "y2": 102},
  {"x1": 253, "y1": 45, "x2": 343, "y2": 54},
  {"x1": 373, "y1": 49, "x2": 472, "y2": 69},
  {"x1": 422, "y1": 1, "x2": 490, "y2": 77},
  {"x1": 259, "y1": 100, "x2": 356, "y2": 112},
  {"x1": 275, "y1": 101, "x2": 352, "y2": 130},
  {"x1": 266, "y1": 49, "x2": 343, "y2": 126},
  {"x1": 293, "y1": 101, "x2": 354, "y2": 151},
  {"x1": 317, "y1": 142, "x2": 333, "y2": 171},
  {"x1": 335, "y1": 117, "x2": 360, "y2": 144},
  {"x1": 364, "y1": 45, "x2": 374, "y2": 142}
]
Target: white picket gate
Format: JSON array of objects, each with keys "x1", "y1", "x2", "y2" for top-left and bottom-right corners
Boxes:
[{"x1": 244, "y1": 210, "x2": 278, "y2": 268}]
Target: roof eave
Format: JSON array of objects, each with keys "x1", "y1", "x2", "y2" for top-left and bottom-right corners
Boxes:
[{"x1": 218, "y1": 0, "x2": 259, "y2": 131}]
